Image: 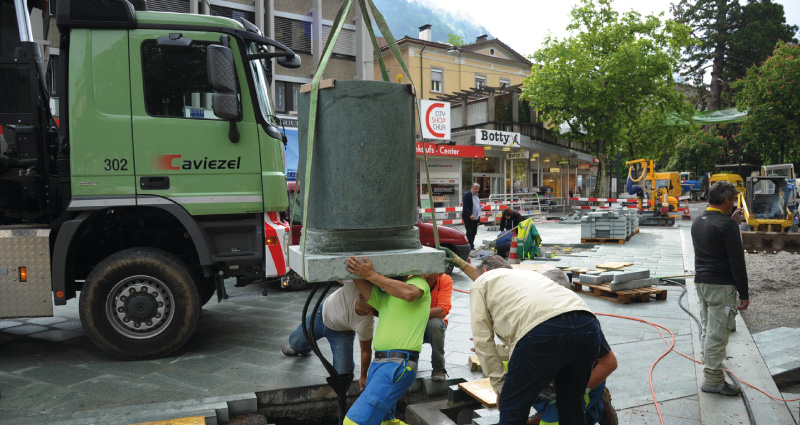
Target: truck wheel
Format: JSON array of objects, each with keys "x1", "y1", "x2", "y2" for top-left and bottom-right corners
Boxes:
[{"x1": 79, "y1": 248, "x2": 200, "y2": 360}]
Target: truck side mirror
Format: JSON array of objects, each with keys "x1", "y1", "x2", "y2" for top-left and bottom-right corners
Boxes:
[
  {"x1": 207, "y1": 43, "x2": 240, "y2": 142},
  {"x1": 277, "y1": 54, "x2": 301, "y2": 69}
]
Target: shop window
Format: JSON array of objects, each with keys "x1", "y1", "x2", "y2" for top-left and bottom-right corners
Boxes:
[
  {"x1": 431, "y1": 68, "x2": 443, "y2": 93},
  {"x1": 141, "y1": 40, "x2": 230, "y2": 119},
  {"x1": 473, "y1": 156, "x2": 499, "y2": 174}
]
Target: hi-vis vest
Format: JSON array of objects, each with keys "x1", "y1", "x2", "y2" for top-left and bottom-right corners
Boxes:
[{"x1": 517, "y1": 218, "x2": 534, "y2": 241}]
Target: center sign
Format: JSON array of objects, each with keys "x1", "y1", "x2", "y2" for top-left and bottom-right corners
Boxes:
[{"x1": 475, "y1": 129, "x2": 521, "y2": 147}]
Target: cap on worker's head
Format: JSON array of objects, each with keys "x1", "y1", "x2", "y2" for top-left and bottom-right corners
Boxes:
[{"x1": 472, "y1": 183, "x2": 480, "y2": 188}]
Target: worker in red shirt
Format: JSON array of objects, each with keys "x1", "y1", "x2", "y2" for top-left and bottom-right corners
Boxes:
[{"x1": 423, "y1": 273, "x2": 453, "y2": 382}]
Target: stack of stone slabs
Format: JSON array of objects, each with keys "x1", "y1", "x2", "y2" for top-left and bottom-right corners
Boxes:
[
  {"x1": 287, "y1": 80, "x2": 445, "y2": 282},
  {"x1": 580, "y1": 211, "x2": 631, "y2": 240}
]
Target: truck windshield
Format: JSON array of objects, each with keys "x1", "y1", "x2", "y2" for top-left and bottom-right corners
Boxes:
[{"x1": 247, "y1": 42, "x2": 276, "y2": 126}]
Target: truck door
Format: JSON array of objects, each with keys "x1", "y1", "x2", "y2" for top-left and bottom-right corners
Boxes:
[{"x1": 129, "y1": 31, "x2": 262, "y2": 215}]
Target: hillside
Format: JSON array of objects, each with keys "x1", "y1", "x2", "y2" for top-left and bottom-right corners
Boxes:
[{"x1": 372, "y1": 0, "x2": 491, "y2": 44}]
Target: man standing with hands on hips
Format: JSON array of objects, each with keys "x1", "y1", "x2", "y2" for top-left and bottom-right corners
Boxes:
[
  {"x1": 691, "y1": 181, "x2": 749, "y2": 396},
  {"x1": 462, "y1": 183, "x2": 481, "y2": 249}
]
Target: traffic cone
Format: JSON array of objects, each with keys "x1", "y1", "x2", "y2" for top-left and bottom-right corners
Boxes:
[
  {"x1": 682, "y1": 199, "x2": 692, "y2": 221},
  {"x1": 508, "y1": 231, "x2": 520, "y2": 264}
]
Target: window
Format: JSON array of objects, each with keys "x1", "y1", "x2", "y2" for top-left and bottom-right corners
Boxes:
[
  {"x1": 275, "y1": 17, "x2": 312, "y2": 53},
  {"x1": 142, "y1": 40, "x2": 232, "y2": 119},
  {"x1": 210, "y1": 5, "x2": 255, "y2": 24},
  {"x1": 499, "y1": 78, "x2": 510, "y2": 88},
  {"x1": 145, "y1": 0, "x2": 190, "y2": 13},
  {"x1": 321, "y1": 25, "x2": 357, "y2": 58},
  {"x1": 475, "y1": 74, "x2": 486, "y2": 89},
  {"x1": 275, "y1": 81, "x2": 302, "y2": 114},
  {"x1": 431, "y1": 68, "x2": 443, "y2": 93}
]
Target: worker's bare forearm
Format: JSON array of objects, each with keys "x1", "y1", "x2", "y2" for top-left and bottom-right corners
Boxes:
[
  {"x1": 429, "y1": 307, "x2": 446, "y2": 319},
  {"x1": 462, "y1": 264, "x2": 481, "y2": 281},
  {"x1": 587, "y1": 351, "x2": 617, "y2": 389},
  {"x1": 352, "y1": 279, "x2": 374, "y2": 301},
  {"x1": 363, "y1": 272, "x2": 421, "y2": 302}
]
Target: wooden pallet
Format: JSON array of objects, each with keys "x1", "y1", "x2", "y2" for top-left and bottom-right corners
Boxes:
[
  {"x1": 572, "y1": 282, "x2": 667, "y2": 304},
  {"x1": 581, "y1": 237, "x2": 625, "y2": 244}
]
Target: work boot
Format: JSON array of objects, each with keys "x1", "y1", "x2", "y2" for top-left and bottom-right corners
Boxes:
[
  {"x1": 282, "y1": 345, "x2": 301, "y2": 357},
  {"x1": 431, "y1": 368, "x2": 448, "y2": 382},
  {"x1": 701, "y1": 381, "x2": 741, "y2": 396}
]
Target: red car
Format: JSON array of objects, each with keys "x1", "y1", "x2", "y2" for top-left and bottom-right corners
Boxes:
[{"x1": 282, "y1": 182, "x2": 470, "y2": 289}]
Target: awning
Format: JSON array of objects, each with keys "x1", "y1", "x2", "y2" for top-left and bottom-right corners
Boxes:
[{"x1": 668, "y1": 108, "x2": 747, "y2": 125}]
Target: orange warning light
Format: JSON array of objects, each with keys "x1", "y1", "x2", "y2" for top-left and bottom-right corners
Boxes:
[
  {"x1": 265, "y1": 236, "x2": 278, "y2": 245},
  {"x1": 56, "y1": 291, "x2": 65, "y2": 298},
  {"x1": 19, "y1": 267, "x2": 27, "y2": 282}
]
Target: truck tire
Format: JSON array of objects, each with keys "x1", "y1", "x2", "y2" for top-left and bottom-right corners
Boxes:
[{"x1": 79, "y1": 248, "x2": 200, "y2": 360}]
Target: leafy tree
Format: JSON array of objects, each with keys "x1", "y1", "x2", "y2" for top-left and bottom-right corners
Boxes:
[
  {"x1": 521, "y1": 0, "x2": 692, "y2": 196},
  {"x1": 447, "y1": 34, "x2": 464, "y2": 47},
  {"x1": 733, "y1": 41, "x2": 800, "y2": 164},
  {"x1": 672, "y1": 0, "x2": 797, "y2": 110},
  {"x1": 667, "y1": 126, "x2": 730, "y2": 173},
  {"x1": 494, "y1": 96, "x2": 509, "y2": 121}
]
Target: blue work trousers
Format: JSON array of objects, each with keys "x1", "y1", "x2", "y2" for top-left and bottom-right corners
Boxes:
[
  {"x1": 499, "y1": 311, "x2": 601, "y2": 425},
  {"x1": 287, "y1": 301, "x2": 356, "y2": 376}
]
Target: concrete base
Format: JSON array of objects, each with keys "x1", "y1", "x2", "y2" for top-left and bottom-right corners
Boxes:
[{"x1": 288, "y1": 246, "x2": 446, "y2": 283}]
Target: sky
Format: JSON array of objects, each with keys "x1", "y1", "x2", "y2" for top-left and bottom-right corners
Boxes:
[{"x1": 416, "y1": 0, "x2": 800, "y2": 58}]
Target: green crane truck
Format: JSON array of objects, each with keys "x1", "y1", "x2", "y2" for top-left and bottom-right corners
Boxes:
[{"x1": 0, "y1": 0, "x2": 300, "y2": 359}]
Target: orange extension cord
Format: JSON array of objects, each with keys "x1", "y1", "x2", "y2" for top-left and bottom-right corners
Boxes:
[{"x1": 451, "y1": 288, "x2": 800, "y2": 425}]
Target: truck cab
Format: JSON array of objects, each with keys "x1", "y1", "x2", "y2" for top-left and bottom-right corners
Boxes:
[{"x1": 1, "y1": 0, "x2": 300, "y2": 359}]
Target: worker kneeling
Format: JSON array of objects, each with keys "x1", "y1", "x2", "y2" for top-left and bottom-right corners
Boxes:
[
  {"x1": 343, "y1": 256, "x2": 431, "y2": 425},
  {"x1": 444, "y1": 250, "x2": 602, "y2": 425}
]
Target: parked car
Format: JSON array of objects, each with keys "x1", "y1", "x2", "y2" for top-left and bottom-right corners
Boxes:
[{"x1": 282, "y1": 182, "x2": 470, "y2": 290}]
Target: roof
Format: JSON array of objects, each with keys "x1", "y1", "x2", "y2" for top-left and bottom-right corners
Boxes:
[
  {"x1": 434, "y1": 84, "x2": 524, "y2": 103},
  {"x1": 378, "y1": 36, "x2": 532, "y2": 67}
]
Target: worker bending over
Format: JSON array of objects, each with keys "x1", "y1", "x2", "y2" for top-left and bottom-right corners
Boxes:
[
  {"x1": 282, "y1": 280, "x2": 376, "y2": 390},
  {"x1": 444, "y1": 250, "x2": 601, "y2": 425},
  {"x1": 344, "y1": 256, "x2": 431, "y2": 425}
]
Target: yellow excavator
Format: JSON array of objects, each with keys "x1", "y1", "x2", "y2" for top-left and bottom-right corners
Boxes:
[
  {"x1": 625, "y1": 159, "x2": 682, "y2": 226},
  {"x1": 737, "y1": 176, "x2": 800, "y2": 252}
]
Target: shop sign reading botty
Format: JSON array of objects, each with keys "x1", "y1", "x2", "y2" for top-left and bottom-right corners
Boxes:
[
  {"x1": 153, "y1": 155, "x2": 242, "y2": 170},
  {"x1": 475, "y1": 129, "x2": 521, "y2": 147}
]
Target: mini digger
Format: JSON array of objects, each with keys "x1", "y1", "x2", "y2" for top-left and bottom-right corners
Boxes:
[{"x1": 738, "y1": 176, "x2": 800, "y2": 252}]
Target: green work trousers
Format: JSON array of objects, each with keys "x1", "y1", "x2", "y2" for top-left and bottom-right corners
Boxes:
[{"x1": 696, "y1": 283, "x2": 739, "y2": 386}]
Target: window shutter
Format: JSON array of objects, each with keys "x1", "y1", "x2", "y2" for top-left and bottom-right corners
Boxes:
[
  {"x1": 146, "y1": 0, "x2": 190, "y2": 13},
  {"x1": 321, "y1": 25, "x2": 356, "y2": 57},
  {"x1": 275, "y1": 17, "x2": 312, "y2": 53},
  {"x1": 210, "y1": 5, "x2": 255, "y2": 24}
]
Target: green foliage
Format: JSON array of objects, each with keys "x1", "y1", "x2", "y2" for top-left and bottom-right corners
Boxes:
[
  {"x1": 372, "y1": 0, "x2": 491, "y2": 44},
  {"x1": 447, "y1": 34, "x2": 464, "y2": 47},
  {"x1": 733, "y1": 41, "x2": 800, "y2": 164},
  {"x1": 521, "y1": 0, "x2": 693, "y2": 194},
  {"x1": 518, "y1": 99, "x2": 530, "y2": 123},
  {"x1": 672, "y1": 0, "x2": 797, "y2": 109},
  {"x1": 667, "y1": 126, "x2": 730, "y2": 173},
  {"x1": 495, "y1": 96, "x2": 509, "y2": 121}
]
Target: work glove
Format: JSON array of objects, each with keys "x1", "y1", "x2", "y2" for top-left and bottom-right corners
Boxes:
[{"x1": 437, "y1": 247, "x2": 467, "y2": 270}]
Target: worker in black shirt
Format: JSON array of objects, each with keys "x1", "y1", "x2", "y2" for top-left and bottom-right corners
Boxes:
[{"x1": 691, "y1": 180, "x2": 749, "y2": 396}]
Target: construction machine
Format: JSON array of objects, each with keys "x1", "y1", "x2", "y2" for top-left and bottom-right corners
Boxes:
[
  {"x1": 1, "y1": 0, "x2": 304, "y2": 359},
  {"x1": 761, "y1": 163, "x2": 798, "y2": 214},
  {"x1": 625, "y1": 159, "x2": 682, "y2": 226},
  {"x1": 737, "y1": 176, "x2": 800, "y2": 252}
]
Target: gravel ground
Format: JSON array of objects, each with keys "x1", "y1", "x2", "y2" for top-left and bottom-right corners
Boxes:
[{"x1": 740, "y1": 251, "x2": 800, "y2": 334}]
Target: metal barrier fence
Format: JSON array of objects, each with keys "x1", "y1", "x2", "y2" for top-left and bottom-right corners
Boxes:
[{"x1": 419, "y1": 196, "x2": 545, "y2": 226}]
